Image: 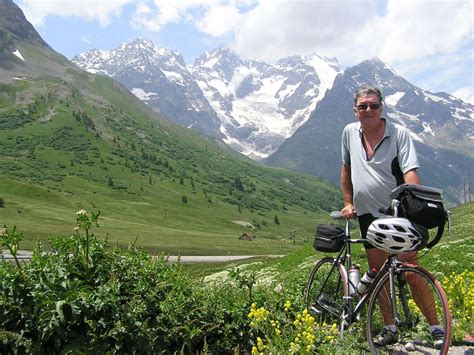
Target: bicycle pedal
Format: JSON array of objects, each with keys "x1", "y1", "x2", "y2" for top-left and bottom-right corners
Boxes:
[{"x1": 310, "y1": 305, "x2": 322, "y2": 315}]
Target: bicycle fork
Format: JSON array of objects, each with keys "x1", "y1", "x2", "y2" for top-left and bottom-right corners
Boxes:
[{"x1": 389, "y1": 266, "x2": 415, "y2": 329}]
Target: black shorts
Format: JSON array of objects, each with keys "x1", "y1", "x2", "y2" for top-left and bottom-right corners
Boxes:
[{"x1": 358, "y1": 213, "x2": 378, "y2": 249}]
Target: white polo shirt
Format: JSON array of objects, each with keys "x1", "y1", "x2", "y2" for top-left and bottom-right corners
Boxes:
[{"x1": 341, "y1": 119, "x2": 419, "y2": 217}]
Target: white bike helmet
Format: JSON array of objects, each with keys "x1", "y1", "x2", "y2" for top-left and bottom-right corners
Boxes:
[{"x1": 367, "y1": 217, "x2": 428, "y2": 254}]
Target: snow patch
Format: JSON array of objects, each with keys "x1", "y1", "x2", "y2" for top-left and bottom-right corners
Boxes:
[
  {"x1": 307, "y1": 55, "x2": 340, "y2": 94},
  {"x1": 452, "y1": 108, "x2": 474, "y2": 122},
  {"x1": 12, "y1": 49, "x2": 25, "y2": 61},
  {"x1": 161, "y1": 69, "x2": 185, "y2": 85},
  {"x1": 398, "y1": 112, "x2": 420, "y2": 122},
  {"x1": 130, "y1": 88, "x2": 158, "y2": 101},
  {"x1": 421, "y1": 121, "x2": 435, "y2": 137},
  {"x1": 277, "y1": 83, "x2": 299, "y2": 100},
  {"x1": 209, "y1": 78, "x2": 230, "y2": 95},
  {"x1": 231, "y1": 76, "x2": 288, "y2": 135},
  {"x1": 230, "y1": 66, "x2": 259, "y2": 93},
  {"x1": 385, "y1": 92, "x2": 405, "y2": 107},
  {"x1": 203, "y1": 56, "x2": 219, "y2": 68},
  {"x1": 424, "y1": 91, "x2": 450, "y2": 104}
]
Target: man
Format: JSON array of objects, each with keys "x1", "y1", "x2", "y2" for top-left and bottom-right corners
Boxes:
[{"x1": 340, "y1": 85, "x2": 444, "y2": 348}]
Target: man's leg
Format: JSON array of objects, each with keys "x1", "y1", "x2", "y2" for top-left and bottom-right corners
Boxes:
[{"x1": 398, "y1": 252, "x2": 440, "y2": 325}]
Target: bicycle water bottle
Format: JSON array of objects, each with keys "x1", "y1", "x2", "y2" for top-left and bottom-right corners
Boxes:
[
  {"x1": 357, "y1": 268, "x2": 377, "y2": 294},
  {"x1": 348, "y1": 265, "x2": 360, "y2": 296}
]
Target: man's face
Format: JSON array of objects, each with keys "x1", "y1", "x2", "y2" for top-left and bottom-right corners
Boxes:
[{"x1": 354, "y1": 94, "x2": 382, "y2": 126}]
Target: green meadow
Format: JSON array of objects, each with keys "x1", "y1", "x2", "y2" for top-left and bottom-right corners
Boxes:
[{"x1": 0, "y1": 75, "x2": 341, "y2": 255}]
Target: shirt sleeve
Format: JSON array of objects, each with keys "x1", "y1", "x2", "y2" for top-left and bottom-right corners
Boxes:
[
  {"x1": 341, "y1": 126, "x2": 350, "y2": 165},
  {"x1": 396, "y1": 126, "x2": 419, "y2": 173}
]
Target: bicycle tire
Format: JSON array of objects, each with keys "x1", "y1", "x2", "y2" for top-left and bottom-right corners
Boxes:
[
  {"x1": 304, "y1": 257, "x2": 346, "y2": 327},
  {"x1": 366, "y1": 265, "x2": 451, "y2": 354}
]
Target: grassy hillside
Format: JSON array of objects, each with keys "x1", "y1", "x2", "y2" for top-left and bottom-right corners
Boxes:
[{"x1": 0, "y1": 73, "x2": 342, "y2": 254}]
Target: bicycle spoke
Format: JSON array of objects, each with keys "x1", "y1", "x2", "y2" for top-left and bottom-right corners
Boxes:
[{"x1": 305, "y1": 257, "x2": 345, "y2": 328}]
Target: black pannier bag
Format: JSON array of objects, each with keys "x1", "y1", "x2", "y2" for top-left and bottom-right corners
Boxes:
[
  {"x1": 314, "y1": 224, "x2": 345, "y2": 252},
  {"x1": 389, "y1": 183, "x2": 448, "y2": 248}
]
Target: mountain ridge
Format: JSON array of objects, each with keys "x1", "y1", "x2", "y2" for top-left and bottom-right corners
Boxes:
[{"x1": 73, "y1": 39, "x2": 342, "y2": 159}]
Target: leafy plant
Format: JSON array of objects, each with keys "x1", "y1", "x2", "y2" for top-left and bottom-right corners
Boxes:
[
  {"x1": 0, "y1": 224, "x2": 24, "y2": 268},
  {"x1": 0, "y1": 211, "x2": 254, "y2": 353}
]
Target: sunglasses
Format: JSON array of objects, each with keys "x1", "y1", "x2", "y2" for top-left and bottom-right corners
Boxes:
[{"x1": 356, "y1": 103, "x2": 382, "y2": 111}]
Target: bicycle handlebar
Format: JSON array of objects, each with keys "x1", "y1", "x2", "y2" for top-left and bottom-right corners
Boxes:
[
  {"x1": 378, "y1": 206, "x2": 393, "y2": 215},
  {"x1": 330, "y1": 211, "x2": 344, "y2": 219},
  {"x1": 330, "y1": 210, "x2": 358, "y2": 220}
]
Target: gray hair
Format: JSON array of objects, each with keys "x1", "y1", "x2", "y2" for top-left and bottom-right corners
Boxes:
[{"x1": 353, "y1": 85, "x2": 383, "y2": 104}]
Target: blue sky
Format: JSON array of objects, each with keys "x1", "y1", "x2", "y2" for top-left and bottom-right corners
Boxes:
[{"x1": 13, "y1": 0, "x2": 474, "y2": 104}]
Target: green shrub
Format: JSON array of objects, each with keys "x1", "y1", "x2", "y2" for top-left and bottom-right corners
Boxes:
[{"x1": 0, "y1": 211, "x2": 253, "y2": 353}]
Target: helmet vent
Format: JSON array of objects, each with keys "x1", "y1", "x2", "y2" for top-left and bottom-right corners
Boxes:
[
  {"x1": 393, "y1": 236, "x2": 405, "y2": 243},
  {"x1": 394, "y1": 225, "x2": 406, "y2": 232}
]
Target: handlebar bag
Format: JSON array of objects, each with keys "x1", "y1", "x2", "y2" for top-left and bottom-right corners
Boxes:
[
  {"x1": 314, "y1": 225, "x2": 345, "y2": 252},
  {"x1": 389, "y1": 184, "x2": 448, "y2": 248}
]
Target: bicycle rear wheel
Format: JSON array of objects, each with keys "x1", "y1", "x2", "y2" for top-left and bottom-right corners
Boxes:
[
  {"x1": 366, "y1": 266, "x2": 451, "y2": 354},
  {"x1": 304, "y1": 257, "x2": 346, "y2": 327}
]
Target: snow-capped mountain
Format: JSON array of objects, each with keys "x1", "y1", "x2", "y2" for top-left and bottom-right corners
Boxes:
[
  {"x1": 73, "y1": 39, "x2": 341, "y2": 159},
  {"x1": 72, "y1": 40, "x2": 473, "y2": 202},
  {"x1": 189, "y1": 48, "x2": 341, "y2": 159},
  {"x1": 265, "y1": 58, "x2": 474, "y2": 203},
  {"x1": 72, "y1": 38, "x2": 222, "y2": 138}
]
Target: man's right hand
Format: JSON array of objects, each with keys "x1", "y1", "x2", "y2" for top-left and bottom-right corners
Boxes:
[{"x1": 341, "y1": 204, "x2": 356, "y2": 219}]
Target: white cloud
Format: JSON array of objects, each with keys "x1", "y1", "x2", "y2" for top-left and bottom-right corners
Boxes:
[
  {"x1": 231, "y1": 0, "x2": 472, "y2": 65},
  {"x1": 367, "y1": 0, "x2": 473, "y2": 64},
  {"x1": 394, "y1": 50, "x2": 473, "y2": 95},
  {"x1": 453, "y1": 87, "x2": 474, "y2": 105},
  {"x1": 130, "y1": 0, "x2": 254, "y2": 34},
  {"x1": 195, "y1": 4, "x2": 244, "y2": 36},
  {"x1": 19, "y1": 0, "x2": 134, "y2": 27},
  {"x1": 232, "y1": 0, "x2": 375, "y2": 62},
  {"x1": 131, "y1": 0, "x2": 221, "y2": 32},
  {"x1": 80, "y1": 36, "x2": 91, "y2": 44}
]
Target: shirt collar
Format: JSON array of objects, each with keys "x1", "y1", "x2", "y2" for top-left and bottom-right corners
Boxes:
[{"x1": 357, "y1": 118, "x2": 390, "y2": 137}]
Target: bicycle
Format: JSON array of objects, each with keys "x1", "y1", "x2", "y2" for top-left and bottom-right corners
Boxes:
[{"x1": 304, "y1": 203, "x2": 452, "y2": 354}]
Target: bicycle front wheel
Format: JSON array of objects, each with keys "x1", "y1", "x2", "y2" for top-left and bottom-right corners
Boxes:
[
  {"x1": 367, "y1": 266, "x2": 451, "y2": 354},
  {"x1": 304, "y1": 257, "x2": 346, "y2": 326}
]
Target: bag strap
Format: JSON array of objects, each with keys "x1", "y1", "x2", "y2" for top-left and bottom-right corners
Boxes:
[{"x1": 426, "y1": 218, "x2": 446, "y2": 249}]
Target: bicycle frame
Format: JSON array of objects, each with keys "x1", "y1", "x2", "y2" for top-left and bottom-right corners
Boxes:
[{"x1": 316, "y1": 216, "x2": 411, "y2": 331}]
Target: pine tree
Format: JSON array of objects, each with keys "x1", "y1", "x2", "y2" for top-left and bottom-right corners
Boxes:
[{"x1": 234, "y1": 177, "x2": 244, "y2": 191}]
